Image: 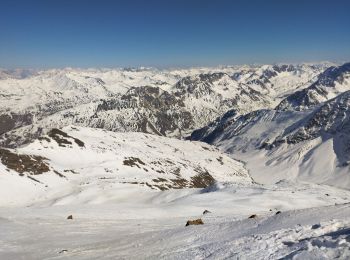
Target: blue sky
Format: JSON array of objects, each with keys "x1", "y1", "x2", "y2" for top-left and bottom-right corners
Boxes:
[{"x1": 1, "y1": 0, "x2": 350, "y2": 68}]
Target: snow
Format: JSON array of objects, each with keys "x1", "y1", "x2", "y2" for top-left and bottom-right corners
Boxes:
[
  {"x1": 0, "y1": 126, "x2": 251, "y2": 206},
  {"x1": 1, "y1": 126, "x2": 350, "y2": 259},
  {"x1": 0, "y1": 63, "x2": 329, "y2": 146},
  {"x1": 1, "y1": 182, "x2": 350, "y2": 259},
  {"x1": 1, "y1": 62, "x2": 350, "y2": 259},
  {"x1": 195, "y1": 90, "x2": 350, "y2": 189}
]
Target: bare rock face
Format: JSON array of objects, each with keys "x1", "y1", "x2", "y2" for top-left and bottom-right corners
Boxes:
[
  {"x1": 48, "y1": 128, "x2": 85, "y2": 147},
  {"x1": 0, "y1": 113, "x2": 33, "y2": 136},
  {"x1": 265, "y1": 90, "x2": 350, "y2": 162},
  {"x1": 185, "y1": 219, "x2": 204, "y2": 226},
  {"x1": 0, "y1": 148, "x2": 50, "y2": 175},
  {"x1": 97, "y1": 86, "x2": 195, "y2": 137}
]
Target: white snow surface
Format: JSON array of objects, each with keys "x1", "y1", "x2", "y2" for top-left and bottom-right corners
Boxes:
[
  {"x1": 1, "y1": 182, "x2": 350, "y2": 259},
  {"x1": 1, "y1": 126, "x2": 350, "y2": 259}
]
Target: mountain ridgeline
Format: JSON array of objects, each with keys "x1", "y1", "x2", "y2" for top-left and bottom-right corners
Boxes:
[
  {"x1": 190, "y1": 62, "x2": 350, "y2": 189},
  {"x1": 0, "y1": 63, "x2": 328, "y2": 147},
  {"x1": 2, "y1": 62, "x2": 350, "y2": 190}
]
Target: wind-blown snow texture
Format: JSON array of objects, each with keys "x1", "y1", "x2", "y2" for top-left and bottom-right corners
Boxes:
[{"x1": 1, "y1": 62, "x2": 350, "y2": 259}]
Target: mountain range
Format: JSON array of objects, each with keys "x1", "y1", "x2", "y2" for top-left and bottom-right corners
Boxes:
[
  {"x1": 191, "y1": 62, "x2": 350, "y2": 189},
  {"x1": 2, "y1": 62, "x2": 350, "y2": 259}
]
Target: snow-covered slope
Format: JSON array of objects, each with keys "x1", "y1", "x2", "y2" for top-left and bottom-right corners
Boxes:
[
  {"x1": 190, "y1": 89, "x2": 350, "y2": 189},
  {"x1": 0, "y1": 126, "x2": 250, "y2": 206},
  {"x1": 1, "y1": 181, "x2": 350, "y2": 259},
  {"x1": 0, "y1": 63, "x2": 328, "y2": 147}
]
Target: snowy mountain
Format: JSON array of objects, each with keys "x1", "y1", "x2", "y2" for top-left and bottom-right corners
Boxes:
[
  {"x1": 276, "y1": 62, "x2": 350, "y2": 111},
  {"x1": 3, "y1": 62, "x2": 350, "y2": 260},
  {"x1": 0, "y1": 126, "x2": 250, "y2": 206},
  {"x1": 0, "y1": 68, "x2": 38, "y2": 79},
  {"x1": 190, "y1": 81, "x2": 350, "y2": 189},
  {"x1": 0, "y1": 63, "x2": 328, "y2": 147}
]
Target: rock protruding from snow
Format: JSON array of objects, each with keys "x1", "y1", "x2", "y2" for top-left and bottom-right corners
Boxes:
[{"x1": 185, "y1": 219, "x2": 204, "y2": 226}]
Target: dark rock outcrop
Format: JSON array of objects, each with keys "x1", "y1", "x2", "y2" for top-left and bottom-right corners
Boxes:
[{"x1": 185, "y1": 218, "x2": 204, "y2": 226}]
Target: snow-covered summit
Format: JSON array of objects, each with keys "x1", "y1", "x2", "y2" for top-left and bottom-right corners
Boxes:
[
  {"x1": 0, "y1": 63, "x2": 329, "y2": 147},
  {"x1": 276, "y1": 62, "x2": 350, "y2": 111},
  {"x1": 190, "y1": 83, "x2": 350, "y2": 189}
]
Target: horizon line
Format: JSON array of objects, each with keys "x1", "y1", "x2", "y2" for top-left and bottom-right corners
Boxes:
[{"x1": 1, "y1": 60, "x2": 347, "y2": 71}]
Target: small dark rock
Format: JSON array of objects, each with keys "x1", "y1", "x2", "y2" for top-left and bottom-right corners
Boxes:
[
  {"x1": 67, "y1": 215, "x2": 73, "y2": 220},
  {"x1": 311, "y1": 224, "x2": 321, "y2": 229},
  {"x1": 59, "y1": 250, "x2": 68, "y2": 254},
  {"x1": 275, "y1": 211, "x2": 282, "y2": 215},
  {"x1": 203, "y1": 210, "x2": 211, "y2": 215},
  {"x1": 248, "y1": 214, "x2": 257, "y2": 219},
  {"x1": 325, "y1": 193, "x2": 330, "y2": 196}
]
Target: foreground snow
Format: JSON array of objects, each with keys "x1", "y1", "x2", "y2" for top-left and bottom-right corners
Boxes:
[
  {"x1": 1, "y1": 126, "x2": 350, "y2": 259},
  {"x1": 1, "y1": 182, "x2": 350, "y2": 259}
]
